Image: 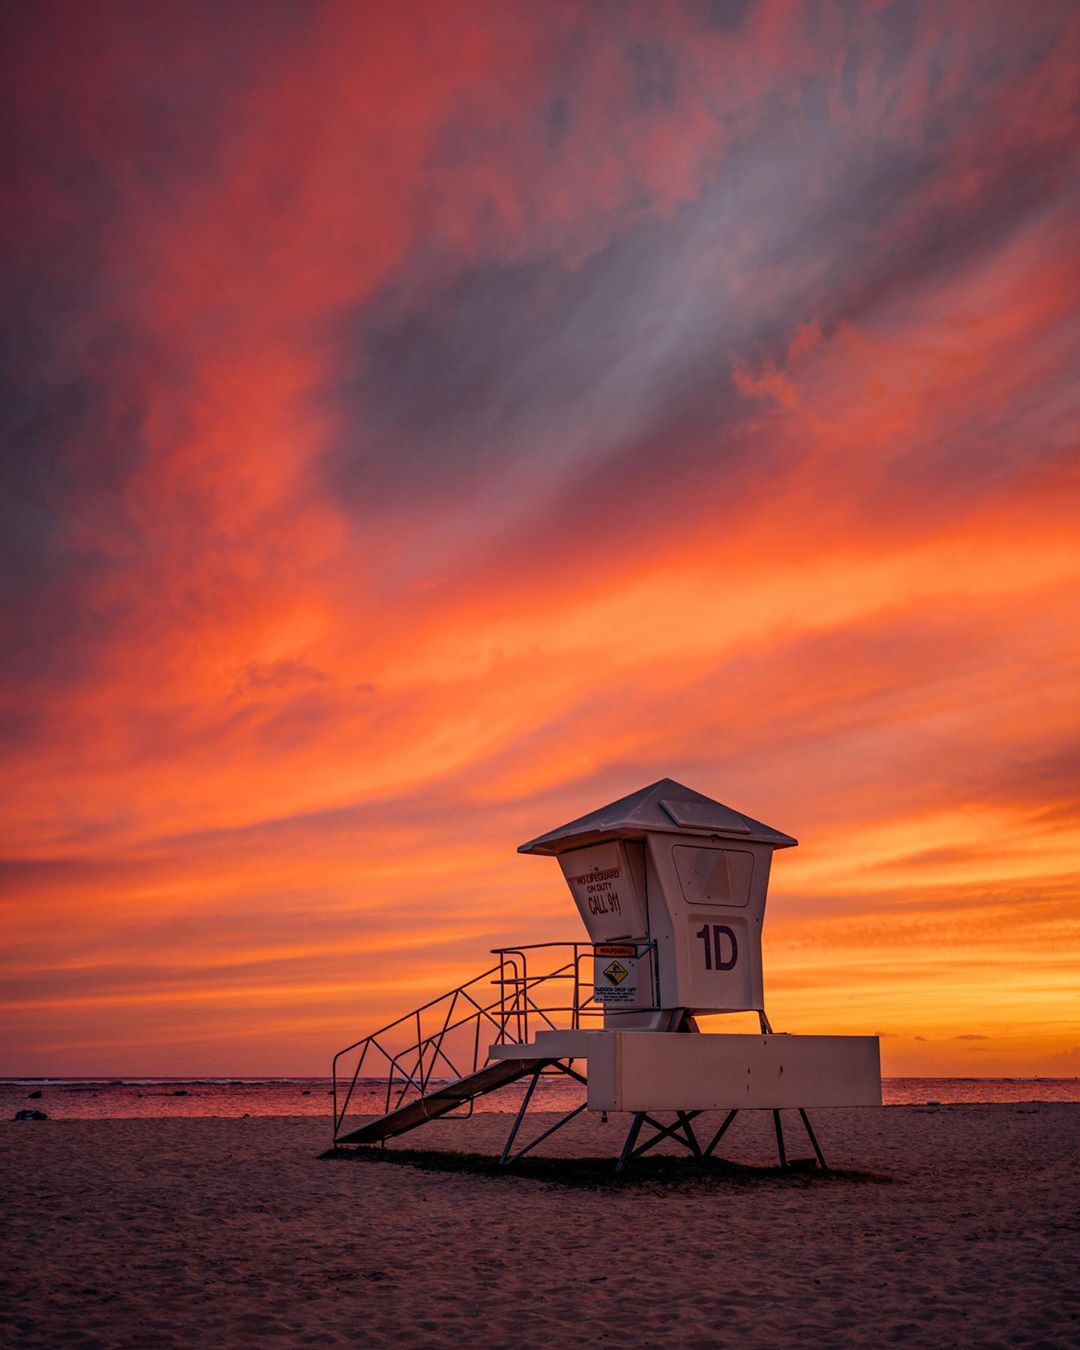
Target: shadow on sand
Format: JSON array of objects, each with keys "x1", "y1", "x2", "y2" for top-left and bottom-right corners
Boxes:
[{"x1": 319, "y1": 1145, "x2": 894, "y2": 1190}]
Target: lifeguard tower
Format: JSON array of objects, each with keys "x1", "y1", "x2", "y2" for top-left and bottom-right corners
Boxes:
[{"x1": 332, "y1": 779, "x2": 880, "y2": 1170}]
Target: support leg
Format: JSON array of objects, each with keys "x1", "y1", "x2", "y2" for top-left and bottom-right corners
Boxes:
[
  {"x1": 772, "y1": 1109, "x2": 788, "y2": 1170},
  {"x1": 499, "y1": 1065, "x2": 544, "y2": 1165},
  {"x1": 798, "y1": 1107, "x2": 828, "y2": 1171},
  {"x1": 702, "y1": 1109, "x2": 738, "y2": 1158},
  {"x1": 504, "y1": 1102, "x2": 588, "y2": 1166},
  {"x1": 616, "y1": 1112, "x2": 646, "y2": 1174},
  {"x1": 631, "y1": 1112, "x2": 704, "y2": 1160},
  {"x1": 676, "y1": 1111, "x2": 703, "y2": 1159}
]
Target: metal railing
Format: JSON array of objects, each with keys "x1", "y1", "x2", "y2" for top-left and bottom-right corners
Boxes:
[{"x1": 332, "y1": 939, "x2": 658, "y2": 1140}]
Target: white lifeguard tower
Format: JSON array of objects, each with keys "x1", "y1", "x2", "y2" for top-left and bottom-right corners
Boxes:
[{"x1": 332, "y1": 779, "x2": 881, "y2": 1171}]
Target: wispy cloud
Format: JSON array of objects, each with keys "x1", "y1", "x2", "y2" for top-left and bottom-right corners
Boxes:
[{"x1": 1, "y1": 0, "x2": 1078, "y2": 1074}]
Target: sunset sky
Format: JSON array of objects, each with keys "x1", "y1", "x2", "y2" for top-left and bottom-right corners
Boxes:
[{"x1": 2, "y1": 0, "x2": 1078, "y2": 1078}]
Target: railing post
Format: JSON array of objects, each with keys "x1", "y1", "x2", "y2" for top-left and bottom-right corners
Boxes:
[
  {"x1": 413, "y1": 1009, "x2": 422, "y2": 1102},
  {"x1": 518, "y1": 951, "x2": 527, "y2": 1044},
  {"x1": 498, "y1": 952, "x2": 506, "y2": 1043},
  {"x1": 331, "y1": 1058, "x2": 338, "y2": 1145}
]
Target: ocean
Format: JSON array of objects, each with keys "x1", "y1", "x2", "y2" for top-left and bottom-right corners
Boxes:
[{"x1": 5, "y1": 1075, "x2": 1079, "y2": 1121}]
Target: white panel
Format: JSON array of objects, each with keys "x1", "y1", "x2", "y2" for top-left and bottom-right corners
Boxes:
[
  {"x1": 586, "y1": 1032, "x2": 881, "y2": 1111},
  {"x1": 673, "y1": 846, "x2": 754, "y2": 907},
  {"x1": 659, "y1": 799, "x2": 751, "y2": 832},
  {"x1": 684, "y1": 914, "x2": 753, "y2": 1011},
  {"x1": 558, "y1": 841, "x2": 648, "y2": 941},
  {"x1": 593, "y1": 944, "x2": 645, "y2": 1008},
  {"x1": 489, "y1": 1029, "x2": 600, "y2": 1060}
]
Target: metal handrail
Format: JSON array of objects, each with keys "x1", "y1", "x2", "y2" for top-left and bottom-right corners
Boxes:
[
  {"x1": 331, "y1": 939, "x2": 659, "y2": 1141},
  {"x1": 332, "y1": 958, "x2": 523, "y2": 1134},
  {"x1": 491, "y1": 939, "x2": 660, "y2": 1039}
]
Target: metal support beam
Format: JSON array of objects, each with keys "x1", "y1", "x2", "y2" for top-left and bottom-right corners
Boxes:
[
  {"x1": 616, "y1": 1113, "x2": 646, "y2": 1174},
  {"x1": 676, "y1": 1110, "x2": 703, "y2": 1159},
  {"x1": 498, "y1": 1064, "x2": 546, "y2": 1164},
  {"x1": 702, "y1": 1109, "x2": 738, "y2": 1158},
  {"x1": 772, "y1": 1109, "x2": 788, "y2": 1170},
  {"x1": 503, "y1": 1102, "x2": 588, "y2": 1166},
  {"x1": 497, "y1": 1058, "x2": 592, "y2": 1167},
  {"x1": 631, "y1": 1111, "x2": 705, "y2": 1161},
  {"x1": 798, "y1": 1107, "x2": 828, "y2": 1171}
]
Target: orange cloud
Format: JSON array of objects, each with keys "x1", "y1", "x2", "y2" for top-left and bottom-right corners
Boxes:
[{"x1": 2, "y1": 0, "x2": 1078, "y2": 1076}]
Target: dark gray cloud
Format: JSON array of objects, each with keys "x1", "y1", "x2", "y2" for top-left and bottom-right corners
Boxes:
[
  {"x1": 625, "y1": 40, "x2": 678, "y2": 111},
  {"x1": 319, "y1": 7, "x2": 1078, "y2": 543},
  {"x1": 705, "y1": 0, "x2": 752, "y2": 33},
  {"x1": 0, "y1": 0, "x2": 312, "y2": 690}
]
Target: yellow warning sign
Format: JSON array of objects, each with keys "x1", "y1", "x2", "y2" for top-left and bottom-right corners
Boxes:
[{"x1": 603, "y1": 959, "x2": 629, "y2": 986}]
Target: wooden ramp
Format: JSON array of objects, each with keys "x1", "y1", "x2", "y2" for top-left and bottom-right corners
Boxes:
[{"x1": 334, "y1": 1056, "x2": 547, "y2": 1146}]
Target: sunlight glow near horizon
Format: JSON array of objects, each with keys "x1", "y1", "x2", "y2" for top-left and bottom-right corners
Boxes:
[{"x1": 2, "y1": 1, "x2": 1078, "y2": 1077}]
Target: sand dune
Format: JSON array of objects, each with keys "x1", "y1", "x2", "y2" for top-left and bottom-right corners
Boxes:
[{"x1": 3, "y1": 1104, "x2": 1078, "y2": 1347}]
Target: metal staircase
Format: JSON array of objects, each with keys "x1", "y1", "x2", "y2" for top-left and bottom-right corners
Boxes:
[
  {"x1": 334, "y1": 1057, "x2": 540, "y2": 1145},
  {"x1": 331, "y1": 941, "x2": 657, "y2": 1147}
]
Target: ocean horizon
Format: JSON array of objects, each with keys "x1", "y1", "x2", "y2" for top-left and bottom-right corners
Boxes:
[{"x1": 6, "y1": 1074, "x2": 1079, "y2": 1120}]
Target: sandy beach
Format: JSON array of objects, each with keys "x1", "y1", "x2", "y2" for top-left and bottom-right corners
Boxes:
[{"x1": 3, "y1": 1103, "x2": 1078, "y2": 1347}]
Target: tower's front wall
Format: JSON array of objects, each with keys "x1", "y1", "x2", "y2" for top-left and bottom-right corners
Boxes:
[{"x1": 645, "y1": 833, "x2": 773, "y2": 1014}]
